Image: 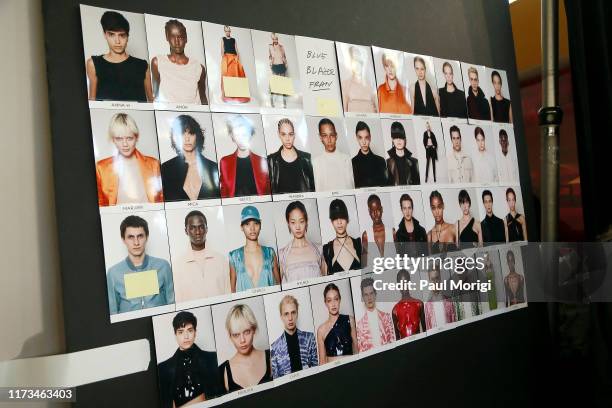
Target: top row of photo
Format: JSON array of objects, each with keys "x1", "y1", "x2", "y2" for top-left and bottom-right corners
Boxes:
[{"x1": 80, "y1": 5, "x2": 513, "y2": 124}]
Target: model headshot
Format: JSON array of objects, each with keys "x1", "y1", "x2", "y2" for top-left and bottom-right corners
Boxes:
[
  {"x1": 503, "y1": 249, "x2": 525, "y2": 305},
  {"x1": 220, "y1": 25, "x2": 250, "y2": 103},
  {"x1": 278, "y1": 201, "x2": 326, "y2": 283},
  {"x1": 312, "y1": 118, "x2": 355, "y2": 191},
  {"x1": 219, "y1": 304, "x2": 272, "y2": 392},
  {"x1": 95, "y1": 112, "x2": 163, "y2": 206},
  {"x1": 229, "y1": 205, "x2": 280, "y2": 292},
  {"x1": 393, "y1": 193, "x2": 428, "y2": 243},
  {"x1": 497, "y1": 128, "x2": 518, "y2": 182},
  {"x1": 438, "y1": 61, "x2": 467, "y2": 119},
  {"x1": 466, "y1": 66, "x2": 492, "y2": 121},
  {"x1": 410, "y1": 56, "x2": 440, "y2": 116},
  {"x1": 505, "y1": 187, "x2": 528, "y2": 241},
  {"x1": 427, "y1": 190, "x2": 458, "y2": 253},
  {"x1": 456, "y1": 189, "x2": 483, "y2": 248},
  {"x1": 355, "y1": 277, "x2": 396, "y2": 352},
  {"x1": 392, "y1": 270, "x2": 426, "y2": 338},
  {"x1": 361, "y1": 194, "x2": 391, "y2": 263},
  {"x1": 386, "y1": 121, "x2": 420, "y2": 186},
  {"x1": 351, "y1": 120, "x2": 389, "y2": 188},
  {"x1": 340, "y1": 45, "x2": 378, "y2": 113},
  {"x1": 480, "y1": 189, "x2": 508, "y2": 244},
  {"x1": 157, "y1": 311, "x2": 224, "y2": 407},
  {"x1": 267, "y1": 118, "x2": 315, "y2": 194},
  {"x1": 424, "y1": 265, "x2": 457, "y2": 329},
  {"x1": 316, "y1": 283, "x2": 358, "y2": 363},
  {"x1": 270, "y1": 295, "x2": 318, "y2": 378},
  {"x1": 161, "y1": 114, "x2": 220, "y2": 201},
  {"x1": 422, "y1": 120, "x2": 439, "y2": 183},
  {"x1": 218, "y1": 114, "x2": 271, "y2": 198},
  {"x1": 106, "y1": 215, "x2": 174, "y2": 314},
  {"x1": 172, "y1": 210, "x2": 231, "y2": 303},
  {"x1": 150, "y1": 19, "x2": 207, "y2": 105},
  {"x1": 447, "y1": 125, "x2": 474, "y2": 183},
  {"x1": 472, "y1": 126, "x2": 498, "y2": 183},
  {"x1": 322, "y1": 199, "x2": 362, "y2": 274},
  {"x1": 490, "y1": 70, "x2": 513, "y2": 123},
  {"x1": 377, "y1": 53, "x2": 412, "y2": 114},
  {"x1": 85, "y1": 10, "x2": 153, "y2": 102}
]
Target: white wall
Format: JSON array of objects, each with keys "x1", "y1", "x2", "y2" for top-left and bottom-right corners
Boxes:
[{"x1": 0, "y1": 1, "x2": 66, "y2": 406}]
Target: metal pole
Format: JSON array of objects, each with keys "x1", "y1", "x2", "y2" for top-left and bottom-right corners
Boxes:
[
  {"x1": 539, "y1": 0, "x2": 563, "y2": 352},
  {"x1": 539, "y1": 0, "x2": 562, "y2": 241}
]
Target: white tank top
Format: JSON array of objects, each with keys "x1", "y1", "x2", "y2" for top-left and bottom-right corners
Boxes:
[{"x1": 157, "y1": 55, "x2": 203, "y2": 104}]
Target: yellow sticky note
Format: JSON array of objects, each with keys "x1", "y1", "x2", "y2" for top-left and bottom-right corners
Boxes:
[
  {"x1": 269, "y1": 75, "x2": 295, "y2": 96},
  {"x1": 317, "y1": 97, "x2": 340, "y2": 116},
  {"x1": 124, "y1": 270, "x2": 159, "y2": 299},
  {"x1": 222, "y1": 76, "x2": 251, "y2": 98}
]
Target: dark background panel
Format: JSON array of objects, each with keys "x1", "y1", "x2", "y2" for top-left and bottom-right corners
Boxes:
[{"x1": 41, "y1": 0, "x2": 545, "y2": 406}]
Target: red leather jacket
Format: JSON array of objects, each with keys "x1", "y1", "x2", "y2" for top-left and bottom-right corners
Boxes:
[{"x1": 219, "y1": 150, "x2": 271, "y2": 198}]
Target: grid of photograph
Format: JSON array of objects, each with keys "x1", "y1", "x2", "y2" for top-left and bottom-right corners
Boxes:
[{"x1": 80, "y1": 4, "x2": 526, "y2": 406}]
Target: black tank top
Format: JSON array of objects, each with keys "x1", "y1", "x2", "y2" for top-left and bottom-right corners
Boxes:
[
  {"x1": 491, "y1": 97, "x2": 511, "y2": 123},
  {"x1": 223, "y1": 37, "x2": 237, "y2": 55},
  {"x1": 91, "y1": 55, "x2": 148, "y2": 102},
  {"x1": 220, "y1": 349, "x2": 271, "y2": 391},
  {"x1": 414, "y1": 81, "x2": 439, "y2": 116},
  {"x1": 458, "y1": 217, "x2": 479, "y2": 247}
]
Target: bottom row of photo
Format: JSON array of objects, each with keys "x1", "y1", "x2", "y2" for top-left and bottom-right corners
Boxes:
[{"x1": 152, "y1": 243, "x2": 527, "y2": 407}]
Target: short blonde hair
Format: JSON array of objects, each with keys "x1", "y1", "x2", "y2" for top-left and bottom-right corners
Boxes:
[
  {"x1": 279, "y1": 295, "x2": 299, "y2": 315},
  {"x1": 382, "y1": 53, "x2": 396, "y2": 68},
  {"x1": 225, "y1": 304, "x2": 258, "y2": 335},
  {"x1": 467, "y1": 66, "x2": 479, "y2": 78},
  {"x1": 108, "y1": 113, "x2": 139, "y2": 141}
]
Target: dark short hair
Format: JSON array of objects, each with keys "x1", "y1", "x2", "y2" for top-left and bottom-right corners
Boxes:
[
  {"x1": 185, "y1": 210, "x2": 207, "y2": 228},
  {"x1": 413, "y1": 56, "x2": 426, "y2": 68},
  {"x1": 355, "y1": 121, "x2": 370, "y2": 136},
  {"x1": 399, "y1": 193, "x2": 414, "y2": 208},
  {"x1": 491, "y1": 70, "x2": 502, "y2": 83},
  {"x1": 506, "y1": 187, "x2": 516, "y2": 199},
  {"x1": 171, "y1": 115, "x2": 205, "y2": 155},
  {"x1": 482, "y1": 189, "x2": 493, "y2": 202},
  {"x1": 318, "y1": 118, "x2": 336, "y2": 134},
  {"x1": 120, "y1": 215, "x2": 148, "y2": 239},
  {"x1": 285, "y1": 201, "x2": 308, "y2": 223},
  {"x1": 397, "y1": 269, "x2": 411, "y2": 282},
  {"x1": 323, "y1": 282, "x2": 341, "y2": 299},
  {"x1": 429, "y1": 190, "x2": 443, "y2": 205},
  {"x1": 449, "y1": 125, "x2": 461, "y2": 138},
  {"x1": 367, "y1": 194, "x2": 381, "y2": 207},
  {"x1": 100, "y1": 11, "x2": 130, "y2": 34},
  {"x1": 329, "y1": 199, "x2": 349, "y2": 221},
  {"x1": 173, "y1": 311, "x2": 197, "y2": 333},
  {"x1": 390, "y1": 121, "x2": 406, "y2": 139},
  {"x1": 360, "y1": 277, "x2": 375, "y2": 294},
  {"x1": 165, "y1": 19, "x2": 186, "y2": 36},
  {"x1": 474, "y1": 126, "x2": 485, "y2": 139},
  {"x1": 458, "y1": 189, "x2": 471, "y2": 205}
]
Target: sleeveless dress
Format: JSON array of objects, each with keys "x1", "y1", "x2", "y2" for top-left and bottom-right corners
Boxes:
[
  {"x1": 219, "y1": 349, "x2": 271, "y2": 392},
  {"x1": 506, "y1": 213, "x2": 525, "y2": 241},
  {"x1": 324, "y1": 314, "x2": 353, "y2": 357},
  {"x1": 229, "y1": 246, "x2": 276, "y2": 291}
]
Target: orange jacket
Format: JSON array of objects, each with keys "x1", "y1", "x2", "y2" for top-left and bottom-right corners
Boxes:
[{"x1": 95, "y1": 149, "x2": 164, "y2": 206}]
